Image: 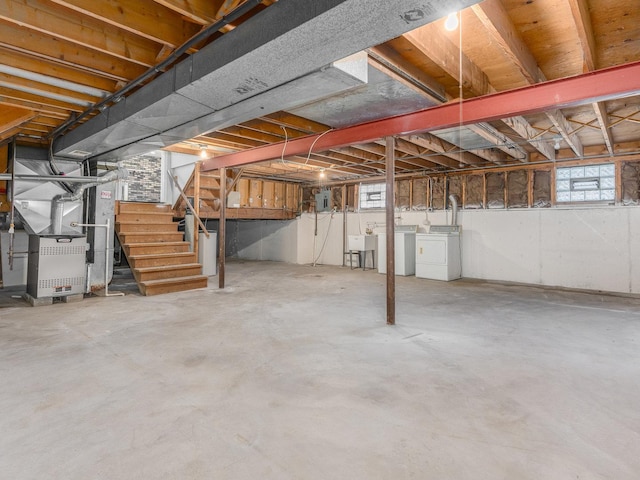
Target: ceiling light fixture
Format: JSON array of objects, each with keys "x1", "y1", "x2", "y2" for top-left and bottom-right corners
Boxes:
[
  {"x1": 444, "y1": 12, "x2": 459, "y2": 32},
  {"x1": 319, "y1": 168, "x2": 326, "y2": 178},
  {"x1": 199, "y1": 145, "x2": 208, "y2": 158},
  {"x1": 554, "y1": 138, "x2": 561, "y2": 150}
]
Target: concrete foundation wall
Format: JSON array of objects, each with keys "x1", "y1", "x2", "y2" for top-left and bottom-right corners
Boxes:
[
  {"x1": 232, "y1": 220, "x2": 298, "y2": 263},
  {"x1": 234, "y1": 208, "x2": 640, "y2": 294}
]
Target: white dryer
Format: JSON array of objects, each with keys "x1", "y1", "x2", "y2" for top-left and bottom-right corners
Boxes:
[{"x1": 415, "y1": 225, "x2": 461, "y2": 281}]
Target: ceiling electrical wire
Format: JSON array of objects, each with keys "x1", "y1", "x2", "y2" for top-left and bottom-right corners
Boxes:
[
  {"x1": 280, "y1": 125, "x2": 289, "y2": 166},
  {"x1": 304, "y1": 129, "x2": 334, "y2": 165}
]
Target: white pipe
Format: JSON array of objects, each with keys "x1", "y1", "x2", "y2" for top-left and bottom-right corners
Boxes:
[
  {"x1": 71, "y1": 219, "x2": 124, "y2": 297},
  {"x1": 51, "y1": 168, "x2": 127, "y2": 235},
  {"x1": 0, "y1": 174, "x2": 121, "y2": 183},
  {"x1": 449, "y1": 194, "x2": 458, "y2": 226}
]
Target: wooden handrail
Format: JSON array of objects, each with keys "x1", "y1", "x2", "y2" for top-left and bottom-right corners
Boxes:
[{"x1": 167, "y1": 170, "x2": 210, "y2": 239}]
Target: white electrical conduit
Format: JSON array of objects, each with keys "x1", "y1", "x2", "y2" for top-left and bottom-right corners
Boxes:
[{"x1": 70, "y1": 219, "x2": 124, "y2": 297}]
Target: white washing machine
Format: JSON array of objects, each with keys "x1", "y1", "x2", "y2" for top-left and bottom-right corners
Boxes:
[
  {"x1": 415, "y1": 225, "x2": 461, "y2": 281},
  {"x1": 377, "y1": 226, "x2": 417, "y2": 276}
]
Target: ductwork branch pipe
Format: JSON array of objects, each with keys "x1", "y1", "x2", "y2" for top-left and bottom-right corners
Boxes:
[
  {"x1": 449, "y1": 194, "x2": 458, "y2": 226},
  {"x1": 51, "y1": 168, "x2": 128, "y2": 235}
]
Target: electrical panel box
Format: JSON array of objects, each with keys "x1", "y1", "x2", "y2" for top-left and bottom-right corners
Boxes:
[
  {"x1": 27, "y1": 235, "x2": 87, "y2": 298},
  {"x1": 314, "y1": 190, "x2": 331, "y2": 212}
]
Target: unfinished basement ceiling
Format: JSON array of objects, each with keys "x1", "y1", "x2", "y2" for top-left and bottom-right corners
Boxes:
[{"x1": 1, "y1": 0, "x2": 639, "y2": 183}]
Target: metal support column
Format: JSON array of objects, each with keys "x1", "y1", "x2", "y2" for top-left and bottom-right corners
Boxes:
[
  {"x1": 386, "y1": 136, "x2": 396, "y2": 326},
  {"x1": 218, "y1": 166, "x2": 226, "y2": 289}
]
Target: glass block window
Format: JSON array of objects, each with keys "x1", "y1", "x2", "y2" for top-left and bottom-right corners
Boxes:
[
  {"x1": 556, "y1": 163, "x2": 615, "y2": 203},
  {"x1": 359, "y1": 183, "x2": 386, "y2": 209}
]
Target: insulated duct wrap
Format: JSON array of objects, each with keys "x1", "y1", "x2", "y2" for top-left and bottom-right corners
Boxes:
[{"x1": 53, "y1": 0, "x2": 483, "y2": 162}]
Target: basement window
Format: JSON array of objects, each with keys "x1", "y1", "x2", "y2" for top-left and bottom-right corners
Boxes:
[
  {"x1": 556, "y1": 163, "x2": 615, "y2": 203},
  {"x1": 359, "y1": 183, "x2": 386, "y2": 210}
]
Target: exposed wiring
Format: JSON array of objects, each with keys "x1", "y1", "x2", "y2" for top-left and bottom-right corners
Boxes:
[
  {"x1": 312, "y1": 211, "x2": 334, "y2": 266},
  {"x1": 304, "y1": 129, "x2": 334, "y2": 165},
  {"x1": 280, "y1": 125, "x2": 289, "y2": 166}
]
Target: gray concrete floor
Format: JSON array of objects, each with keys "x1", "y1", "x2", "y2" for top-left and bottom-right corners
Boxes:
[{"x1": 1, "y1": 260, "x2": 639, "y2": 479}]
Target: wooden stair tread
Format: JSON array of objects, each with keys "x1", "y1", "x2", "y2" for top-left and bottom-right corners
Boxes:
[
  {"x1": 117, "y1": 232, "x2": 183, "y2": 240},
  {"x1": 140, "y1": 275, "x2": 208, "y2": 286},
  {"x1": 122, "y1": 241, "x2": 188, "y2": 248},
  {"x1": 117, "y1": 201, "x2": 206, "y2": 296},
  {"x1": 117, "y1": 220, "x2": 176, "y2": 225},
  {"x1": 135, "y1": 263, "x2": 201, "y2": 273},
  {"x1": 128, "y1": 252, "x2": 195, "y2": 260}
]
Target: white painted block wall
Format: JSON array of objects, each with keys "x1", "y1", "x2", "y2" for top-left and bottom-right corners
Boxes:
[{"x1": 233, "y1": 207, "x2": 640, "y2": 294}]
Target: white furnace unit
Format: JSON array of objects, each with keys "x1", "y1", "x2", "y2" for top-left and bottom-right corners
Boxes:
[
  {"x1": 377, "y1": 225, "x2": 417, "y2": 276},
  {"x1": 415, "y1": 225, "x2": 461, "y2": 281},
  {"x1": 26, "y1": 235, "x2": 88, "y2": 298}
]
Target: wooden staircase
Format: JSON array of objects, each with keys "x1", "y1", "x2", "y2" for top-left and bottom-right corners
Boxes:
[{"x1": 115, "y1": 201, "x2": 209, "y2": 296}]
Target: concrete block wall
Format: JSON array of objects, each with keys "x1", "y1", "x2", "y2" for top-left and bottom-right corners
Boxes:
[{"x1": 234, "y1": 207, "x2": 640, "y2": 295}]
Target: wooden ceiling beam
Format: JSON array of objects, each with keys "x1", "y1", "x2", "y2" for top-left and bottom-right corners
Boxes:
[
  {"x1": 591, "y1": 102, "x2": 614, "y2": 155},
  {"x1": 0, "y1": 86, "x2": 82, "y2": 114},
  {"x1": 29, "y1": 114, "x2": 67, "y2": 127},
  {"x1": 49, "y1": 0, "x2": 200, "y2": 48},
  {"x1": 567, "y1": 0, "x2": 614, "y2": 155},
  {"x1": 404, "y1": 134, "x2": 487, "y2": 167},
  {"x1": 0, "y1": 0, "x2": 163, "y2": 67},
  {"x1": 0, "y1": 126, "x2": 21, "y2": 142},
  {"x1": 0, "y1": 47, "x2": 118, "y2": 92},
  {"x1": 387, "y1": 138, "x2": 459, "y2": 170},
  {"x1": 501, "y1": 116, "x2": 554, "y2": 159},
  {"x1": 371, "y1": 43, "x2": 528, "y2": 162},
  {"x1": 240, "y1": 118, "x2": 309, "y2": 139},
  {"x1": 0, "y1": 105, "x2": 36, "y2": 136},
  {"x1": 217, "y1": 125, "x2": 384, "y2": 173},
  {"x1": 465, "y1": 124, "x2": 529, "y2": 162},
  {"x1": 402, "y1": 22, "x2": 551, "y2": 161},
  {"x1": 470, "y1": 0, "x2": 579, "y2": 159},
  {"x1": 151, "y1": 0, "x2": 220, "y2": 24},
  {"x1": 0, "y1": 72, "x2": 101, "y2": 106},
  {"x1": 568, "y1": 0, "x2": 597, "y2": 71},
  {"x1": 221, "y1": 125, "x2": 281, "y2": 144},
  {"x1": 546, "y1": 110, "x2": 584, "y2": 157},
  {"x1": 277, "y1": 154, "x2": 375, "y2": 176},
  {"x1": 403, "y1": 24, "x2": 489, "y2": 99},
  {"x1": 201, "y1": 61, "x2": 640, "y2": 171},
  {"x1": 471, "y1": 0, "x2": 542, "y2": 84},
  {"x1": 0, "y1": 21, "x2": 147, "y2": 81},
  {"x1": 261, "y1": 112, "x2": 331, "y2": 135}
]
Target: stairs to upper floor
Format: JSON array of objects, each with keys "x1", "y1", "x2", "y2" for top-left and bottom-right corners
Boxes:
[{"x1": 115, "y1": 201, "x2": 208, "y2": 296}]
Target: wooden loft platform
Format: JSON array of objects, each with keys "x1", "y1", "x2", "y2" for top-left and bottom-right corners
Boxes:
[
  {"x1": 188, "y1": 208, "x2": 298, "y2": 221},
  {"x1": 172, "y1": 163, "x2": 300, "y2": 221}
]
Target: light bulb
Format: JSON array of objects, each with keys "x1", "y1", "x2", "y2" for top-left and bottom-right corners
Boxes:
[
  {"x1": 199, "y1": 145, "x2": 208, "y2": 158},
  {"x1": 444, "y1": 12, "x2": 459, "y2": 31},
  {"x1": 319, "y1": 169, "x2": 326, "y2": 179}
]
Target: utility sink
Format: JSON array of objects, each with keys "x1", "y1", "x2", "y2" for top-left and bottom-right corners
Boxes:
[{"x1": 348, "y1": 234, "x2": 376, "y2": 251}]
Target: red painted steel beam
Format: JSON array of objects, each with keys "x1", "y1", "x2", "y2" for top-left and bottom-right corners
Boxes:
[{"x1": 201, "y1": 61, "x2": 640, "y2": 171}]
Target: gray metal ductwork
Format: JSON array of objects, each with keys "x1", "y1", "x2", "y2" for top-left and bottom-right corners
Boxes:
[
  {"x1": 53, "y1": 0, "x2": 481, "y2": 162},
  {"x1": 51, "y1": 168, "x2": 127, "y2": 235},
  {"x1": 449, "y1": 194, "x2": 458, "y2": 226}
]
